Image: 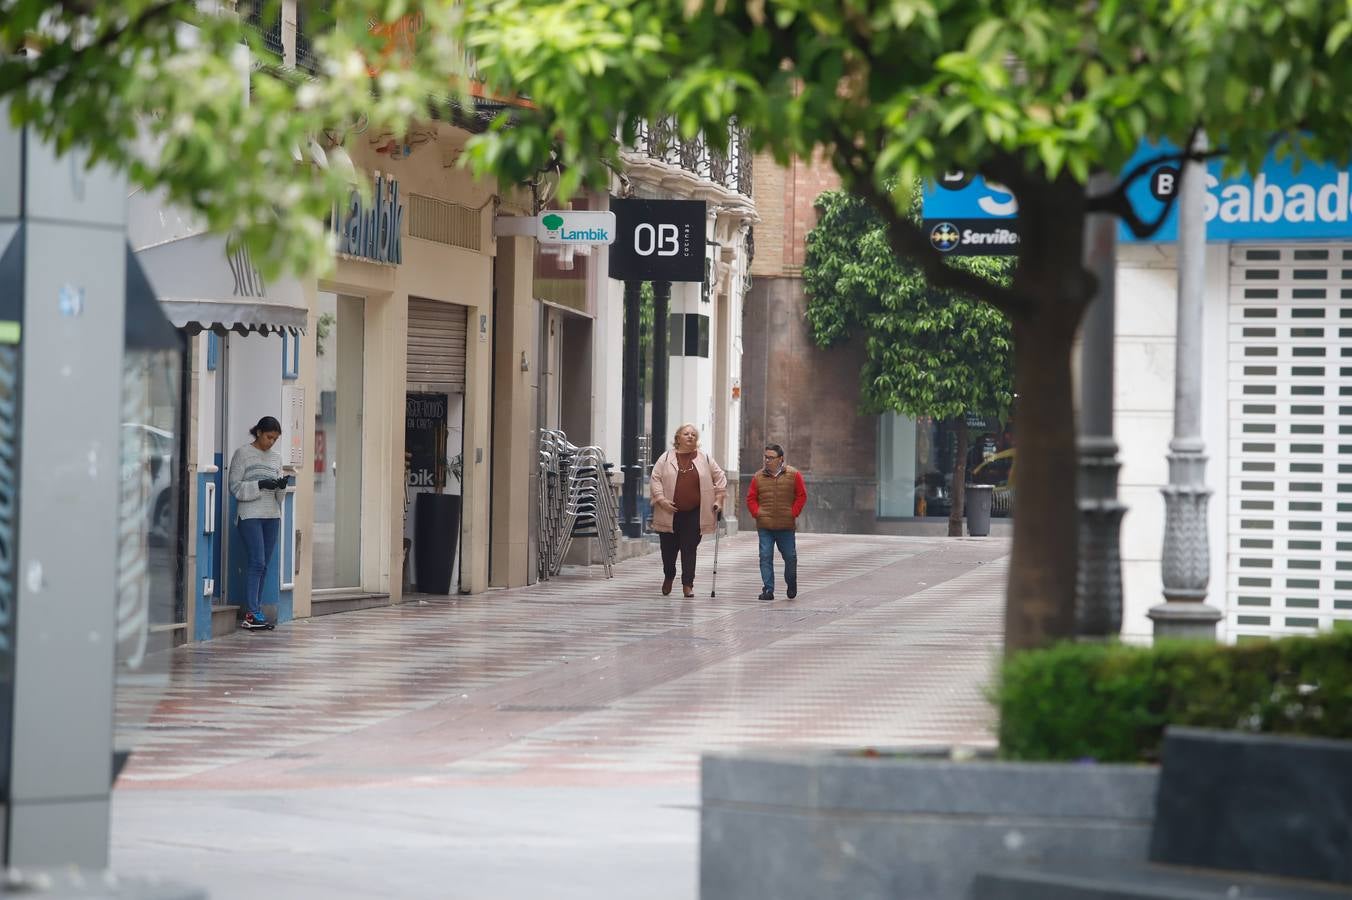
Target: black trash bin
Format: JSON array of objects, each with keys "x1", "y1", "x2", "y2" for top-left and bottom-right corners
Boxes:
[
  {"x1": 414, "y1": 492, "x2": 461, "y2": 594},
  {"x1": 965, "y1": 484, "x2": 993, "y2": 537}
]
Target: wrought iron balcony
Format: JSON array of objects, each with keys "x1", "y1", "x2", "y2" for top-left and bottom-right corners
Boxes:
[
  {"x1": 243, "y1": 2, "x2": 284, "y2": 58},
  {"x1": 632, "y1": 119, "x2": 753, "y2": 198},
  {"x1": 296, "y1": 0, "x2": 332, "y2": 74}
]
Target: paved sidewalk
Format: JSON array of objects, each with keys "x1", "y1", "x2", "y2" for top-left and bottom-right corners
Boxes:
[{"x1": 112, "y1": 533, "x2": 1008, "y2": 898}]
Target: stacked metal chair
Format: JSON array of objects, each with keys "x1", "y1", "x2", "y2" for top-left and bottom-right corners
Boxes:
[
  {"x1": 536, "y1": 429, "x2": 619, "y2": 580},
  {"x1": 536, "y1": 429, "x2": 568, "y2": 581},
  {"x1": 554, "y1": 445, "x2": 618, "y2": 577}
]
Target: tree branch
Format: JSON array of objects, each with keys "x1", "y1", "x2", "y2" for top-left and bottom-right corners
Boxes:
[
  {"x1": 1086, "y1": 126, "x2": 1226, "y2": 238},
  {"x1": 829, "y1": 137, "x2": 1033, "y2": 320},
  {"x1": 0, "y1": 2, "x2": 184, "y2": 97}
]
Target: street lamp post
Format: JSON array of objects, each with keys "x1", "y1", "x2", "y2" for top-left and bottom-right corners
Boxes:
[
  {"x1": 1150, "y1": 134, "x2": 1223, "y2": 639},
  {"x1": 1075, "y1": 173, "x2": 1128, "y2": 637}
]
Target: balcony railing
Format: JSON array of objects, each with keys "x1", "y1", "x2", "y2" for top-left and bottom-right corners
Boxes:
[
  {"x1": 243, "y1": 2, "x2": 285, "y2": 58},
  {"x1": 296, "y1": 0, "x2": 332, "y2": 74},
  {"x1": 632, "y1": 119, "x2": 753, "y2": 198}
]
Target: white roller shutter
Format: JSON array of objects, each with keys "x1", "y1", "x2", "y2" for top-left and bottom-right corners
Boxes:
[
  {"x1": 407, "y1": 298, "x2": 467, "y2": 393},
  {"x1": 1227, "y1": 243, "x2": 1352, "y2": 640}
]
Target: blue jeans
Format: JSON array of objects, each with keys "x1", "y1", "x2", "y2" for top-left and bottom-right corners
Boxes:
[
  {"x1": 239, "y1": 517, "x2": 280, "y2": 619},
  {"x1": 758, "y1": 528, "x2": 797, "y2": 594}
]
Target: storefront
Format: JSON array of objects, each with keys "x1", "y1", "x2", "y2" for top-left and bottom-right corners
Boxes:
[
  {"x1": 877, "y1": 412, "x2": 1016, "y2": 520},
  {"x1": 131, "y1": 211, "x2": 308, "y2": 641},
  {"x1": 303, "y1": 130, "x2": 497, "y2": 614}
]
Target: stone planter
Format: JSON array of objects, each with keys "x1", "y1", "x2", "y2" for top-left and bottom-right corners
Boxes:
[{"x1": 700, "y1": 749, "x2": 1159, "y2": 900}]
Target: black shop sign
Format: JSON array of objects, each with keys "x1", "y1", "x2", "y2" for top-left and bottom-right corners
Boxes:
[
  {"x1": 608, "y1": 198, "x2": 707, "y2": 282},
  {"x1": 406, "y1": 393, "x2": 447, "y2": 489}
]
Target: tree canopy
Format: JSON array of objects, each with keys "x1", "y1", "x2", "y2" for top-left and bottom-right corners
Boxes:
[
  {"x1": 454, "y1": 0, "x2": 1352, "y2": 650},
  {"x1": 1, "y1": 1, "x2": 478, "y2": 276}
]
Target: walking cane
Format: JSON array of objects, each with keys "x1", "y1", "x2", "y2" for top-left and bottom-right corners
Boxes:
[{"x1": 710, "y1": 510, "x2": 723, "y2": 598}]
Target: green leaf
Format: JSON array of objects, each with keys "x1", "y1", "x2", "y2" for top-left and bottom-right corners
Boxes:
[
  {"x1": 939, "y1": 103, "x2": 975, "y2": 136},
  {"x1": 966, "y1": 18, "x2": 1006, "y2": 57}
]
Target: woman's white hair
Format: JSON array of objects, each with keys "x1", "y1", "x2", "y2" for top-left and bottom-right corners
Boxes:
[{"x1": 671, "y1": 423, "x2": 700, "y2": 448}]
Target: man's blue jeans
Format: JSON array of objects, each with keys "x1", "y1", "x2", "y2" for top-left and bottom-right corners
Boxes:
[
  {"x1": 239, "y1": 517, "x2": 280, "y2": 619},
  {"x1": 758, "y1": 528, "x2": 797, "y2": 594}
]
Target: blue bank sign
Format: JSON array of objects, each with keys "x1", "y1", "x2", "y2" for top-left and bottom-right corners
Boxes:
[{"x1": 922, "y1": 141, "x2": 1352, "y2": 252}]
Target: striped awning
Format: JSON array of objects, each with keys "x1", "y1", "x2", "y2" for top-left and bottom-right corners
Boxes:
[{"x1": 134, "y1": 232, "x2": 307, "y2": 336}]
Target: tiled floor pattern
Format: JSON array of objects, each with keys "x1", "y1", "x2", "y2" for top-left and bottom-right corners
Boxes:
[{"x1": 115, "y1": 534, "x2": 1007, "y2": 788}]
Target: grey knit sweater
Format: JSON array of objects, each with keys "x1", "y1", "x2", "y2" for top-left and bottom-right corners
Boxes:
[{"x1": 229, "y1": 443, "x2": 284, "y2": 520}]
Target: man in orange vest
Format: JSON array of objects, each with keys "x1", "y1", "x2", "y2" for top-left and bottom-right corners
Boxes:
[{"x1": 746, "y1": 443, "x2": 808, "y2": 601}]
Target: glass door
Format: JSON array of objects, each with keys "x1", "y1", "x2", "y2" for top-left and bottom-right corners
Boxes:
[{"x1": 314, "y1": 292, "x2": 365, "y2": 590}]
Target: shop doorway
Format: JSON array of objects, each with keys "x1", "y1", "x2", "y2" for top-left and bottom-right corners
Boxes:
[
  {"x1": 538, "y1": 304, "x2": 593, "y2": 442},
  {"x1": 405, "y1": 298, "x2": 469, "y2": 594}
]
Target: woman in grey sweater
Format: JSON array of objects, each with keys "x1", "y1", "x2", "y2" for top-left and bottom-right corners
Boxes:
[{"x1": 229, "y1": 416, "x2": 287, "y2": 630}]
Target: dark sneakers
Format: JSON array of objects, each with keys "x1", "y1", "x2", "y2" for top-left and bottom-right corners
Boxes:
[
  {"x1": 786, "y1": 584, "x2": 798, "y2": 600},
  {"x1": 241, "y1": 613, "x2": 271, "y2": 630},
  {"x1": 758, "y1": 590, "x2": 774, "y2": 601}
]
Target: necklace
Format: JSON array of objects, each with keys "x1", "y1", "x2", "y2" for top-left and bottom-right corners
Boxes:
[{"x1": 675, "y1": 452, "x2": 696, "y2": 474}]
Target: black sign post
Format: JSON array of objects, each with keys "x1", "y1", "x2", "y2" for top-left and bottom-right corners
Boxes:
[{"x1": 608, "y1": 198, "x2": 707, "y2": 282}]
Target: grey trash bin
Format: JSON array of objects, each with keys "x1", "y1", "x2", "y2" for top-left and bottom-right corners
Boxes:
[{"x1": 965, "y1": 484, "x2": 993, "y2": 537}]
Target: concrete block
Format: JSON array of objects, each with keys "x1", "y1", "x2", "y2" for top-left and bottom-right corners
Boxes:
[
  {"x1": 700, "y1": 750, "x2": 1158, "y2": 900},
  {"x1": 1151, "y1": 728, "x2": 1352, "y2": 885}
]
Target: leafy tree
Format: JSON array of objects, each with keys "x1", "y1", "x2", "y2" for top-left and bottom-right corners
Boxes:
[
  {"x1": 1, "y1": 1, "x2": 482, "y2": 276},
  {"x1": 803, "y1": 189, "x2": 1013, "y2": 537},
  {"x1": 455, "y1": 0, "x2": 1352, "y2": 650}
]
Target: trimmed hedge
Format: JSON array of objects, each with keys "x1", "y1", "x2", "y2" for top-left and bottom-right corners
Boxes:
[{"x1": 996, "y1": 630, "x2": 1352, "y2": 762}]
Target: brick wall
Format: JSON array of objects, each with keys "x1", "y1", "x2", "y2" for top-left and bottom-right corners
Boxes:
[
  {"x1": 750, "y1": 152, "x2": 841, "y2": 278},
  {"x1": 739, "y1": 276, "x2": 879, "y2": 533}
]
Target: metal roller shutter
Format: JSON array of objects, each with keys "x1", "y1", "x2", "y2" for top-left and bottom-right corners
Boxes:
[
  {"x1": 407, "y1": 298, "x2": 467, "y2": 393},
  {"x1": 1227, "y1": 243, "x2": 1352, "y2": 640}
]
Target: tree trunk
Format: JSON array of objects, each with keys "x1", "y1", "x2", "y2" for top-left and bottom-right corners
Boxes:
[
  {"x1": 948, "y1": 416, "x2": 967, "y2": 537},
  {"x1": 991, "y1": 172, "x2": 1095, "y2": 654},
  {"x1": 1003, "y1": 315, "x2": 1080, "y2": 652}
]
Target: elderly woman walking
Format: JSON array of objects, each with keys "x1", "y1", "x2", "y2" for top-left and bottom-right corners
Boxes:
[{"x1": 650, "y1": 423, "x2": 728, "y2": 597}]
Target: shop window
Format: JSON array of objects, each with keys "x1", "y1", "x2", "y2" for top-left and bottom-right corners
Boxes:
[
  {"x1": 665, "y1": 312, "x2": 710, "y2": 358},
  {"x1": 667, "y1": 313, "x2": 683, "y2": 357},
  {"x1": 877, "y1": 411, "x2": 1016, "y2": 519},
  {"x1": 313, "y1": 292, "x2": 365, "y2": 590},
  {"x1": 684, "y1": 313, "x2": 710, "y2": 358}
]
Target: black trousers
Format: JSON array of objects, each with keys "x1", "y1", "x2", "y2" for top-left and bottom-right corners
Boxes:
[{"x1": 660, "y1": 508, "x2": 703, "y2": 587}]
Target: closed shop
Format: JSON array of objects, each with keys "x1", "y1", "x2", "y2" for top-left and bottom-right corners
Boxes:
[{"x1": 1227, "y1": 243, "x2": 1352, "y2": 639}]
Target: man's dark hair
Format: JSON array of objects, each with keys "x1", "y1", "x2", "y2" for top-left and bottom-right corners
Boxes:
[{"x1": 765, "y1": 443, "x2": 784, "y2": 459}]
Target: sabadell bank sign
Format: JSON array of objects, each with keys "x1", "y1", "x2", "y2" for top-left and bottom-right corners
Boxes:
[
  {"x1": 923, "y1": 138, "x2": 1352, "y2": 250},
  {"x1": 333, "y1": 173, "x2": 404, "y2": 265}
]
